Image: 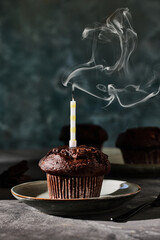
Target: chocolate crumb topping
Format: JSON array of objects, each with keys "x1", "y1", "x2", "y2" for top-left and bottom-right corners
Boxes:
[{"x1": 39, "y1": 145, "x2": 110, "y2": 177}]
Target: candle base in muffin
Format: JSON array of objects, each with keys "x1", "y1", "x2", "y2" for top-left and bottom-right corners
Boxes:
[{"x1": 39, "y1": 145, "x2": 110, "y2": 199}]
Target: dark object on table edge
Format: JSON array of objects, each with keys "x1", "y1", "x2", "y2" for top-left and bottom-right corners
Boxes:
[
  {"x1": 0, "y1": 160, "x2": 31, "y2": 188},
  {"x1": 59, "y1": 124, "x2": 108, "y2": 150}
]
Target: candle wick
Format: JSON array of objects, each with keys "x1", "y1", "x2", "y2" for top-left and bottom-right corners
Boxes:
[{"x1": 72, "y1": 90, "x2": 74, "y2": 100}]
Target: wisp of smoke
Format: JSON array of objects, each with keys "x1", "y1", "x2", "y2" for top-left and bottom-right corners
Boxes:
[{"x1": 63, "y1": 8, "x2": 160, "y2": 107}]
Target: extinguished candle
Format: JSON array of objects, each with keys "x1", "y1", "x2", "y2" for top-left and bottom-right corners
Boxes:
[{"x1": 69, "y1": 95, "x2": 77, "y2": 148}]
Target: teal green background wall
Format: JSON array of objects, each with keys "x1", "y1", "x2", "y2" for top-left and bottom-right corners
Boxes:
[{"x1": 0, "y1": 0, "x2": 160, "y2": 149}]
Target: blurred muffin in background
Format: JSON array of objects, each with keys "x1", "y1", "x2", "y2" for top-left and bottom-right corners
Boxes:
[
  {"x1": 116, "y1": 127, "x2": 160, "y2": 164},
  {"x1": 59, "y1": 124, "x2": 108, "y2": 150}
]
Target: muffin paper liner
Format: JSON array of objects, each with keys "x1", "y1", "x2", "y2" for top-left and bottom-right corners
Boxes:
[
  {"x1": 47, "y1": 174, "x2": 104, "y2": 199},
  {"x1": 121, "y1": 149, "x2": 160, "y2": 164}
]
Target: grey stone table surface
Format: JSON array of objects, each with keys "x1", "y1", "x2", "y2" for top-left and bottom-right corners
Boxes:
[{"x1": 0, "y1": 178, "x2": 160, "y2": 240}]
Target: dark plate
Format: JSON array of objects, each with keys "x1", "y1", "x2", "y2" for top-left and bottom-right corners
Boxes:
[
  {"x1": 11, "y1": 180, "x2": 141, "y2": 216},
  {"x1": 103, "y1": 148, "x2": 160, "y2": 178},
  {"x1": 110, "y1": 163, "x2": 160, "y2": 178}
]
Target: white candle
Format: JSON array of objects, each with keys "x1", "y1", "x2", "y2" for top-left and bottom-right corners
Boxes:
[{"x1": 69, "y1": 97, "x2": 77, "y2": 148}]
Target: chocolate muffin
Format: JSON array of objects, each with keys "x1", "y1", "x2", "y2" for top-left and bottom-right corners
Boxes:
[
  {"x1": 116, "y1": 127, "x2": 160, "y2": 164},
  {"x1": 59, "y1": 124, "x2": 108, "y2": 150},
  {"x1": 39, "y1": 145, "x2": 110, "y2": 199}
]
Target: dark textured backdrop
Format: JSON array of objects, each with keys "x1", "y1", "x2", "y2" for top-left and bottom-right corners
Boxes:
[{"x1": 0, "y1": 0, "x2": 160, "y2": 149}]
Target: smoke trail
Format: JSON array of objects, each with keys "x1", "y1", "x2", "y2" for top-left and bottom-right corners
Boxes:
[{"x1": 63, "y1": 8, "x2": 160, "y2": 107}]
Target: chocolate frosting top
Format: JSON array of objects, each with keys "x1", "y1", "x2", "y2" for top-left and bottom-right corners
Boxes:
[
  {"x1": 116, "y1": 127, "x2": 160, "y2": 149},
  {"x1": 39, "y1": 145, "x2": 110, "y2": 177}
]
